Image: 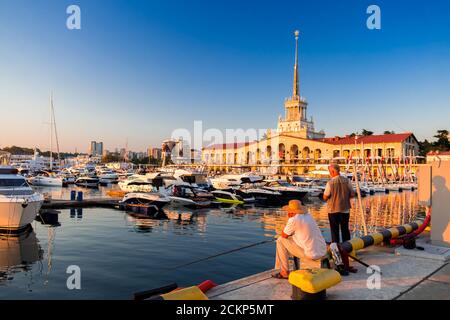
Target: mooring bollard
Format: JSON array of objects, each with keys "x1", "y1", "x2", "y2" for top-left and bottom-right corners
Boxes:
[
  {"x1": 77, "y1": 191, "x2": 83, "y2": 202},
  {"x1": 70, "y1": 190, "x2": 76, "y2": 201}
]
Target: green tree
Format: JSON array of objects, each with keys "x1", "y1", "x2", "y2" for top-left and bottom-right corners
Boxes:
[
  {"x1": 102, "y1": 153, "x2": 121, "y2": 163},
  {"x1": 433, "y1": 130, "x2": 450, "y2": 151},
  {"x1": 419, "y1": 139, "x2": 432, "y2": 157},
  {"x1": 361, "y1": 129, "x2": 374, "y2": 136},
  {"x1": 383, "y1": 130, "x2": 395, "y2": 134}
]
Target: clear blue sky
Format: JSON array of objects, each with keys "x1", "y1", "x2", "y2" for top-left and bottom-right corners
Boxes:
[{"x1": 1, "y1": 0, "x2": 449, "y2": 152}]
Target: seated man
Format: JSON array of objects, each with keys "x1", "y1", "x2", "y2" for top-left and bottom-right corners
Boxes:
[{"x1": 272, "y1": 200, "x2": 327, "y2": 279}]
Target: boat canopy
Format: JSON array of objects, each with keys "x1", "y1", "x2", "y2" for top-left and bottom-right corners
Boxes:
[{"x1": 0, "y1": 166, "x2": 18, "y2": 175}]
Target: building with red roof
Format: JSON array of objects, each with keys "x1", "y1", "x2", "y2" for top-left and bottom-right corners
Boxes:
[{"x1": 201, "y1": 32, "x2": 420, "y2": 172}]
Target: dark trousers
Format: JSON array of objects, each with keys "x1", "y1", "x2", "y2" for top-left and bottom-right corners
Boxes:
[{"x1": 328, "y1": 212, "x2": 350, "y2": 243}]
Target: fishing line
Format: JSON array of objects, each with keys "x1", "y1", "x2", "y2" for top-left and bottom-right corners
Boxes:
[{"x1": 167, "y1": 237, "x2": 278, "y2": 271}]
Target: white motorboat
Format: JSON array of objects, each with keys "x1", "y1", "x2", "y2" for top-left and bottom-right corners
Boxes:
[
  {"x1": 169, "y1": 169, "x2": 211, "y2": 189},
  {"x1": 290, "y1": 176, "x2": 324, "y2": 197},
  {"x1": 0, "y1": 167, "x2": 44, "y2": 230},
  {"x1": 98, "y1": 169, "x2": 119, "y2": 185},
  {"x1": 210, "y1": 173, "x2": 263, "y2": 190},
  {"x1": 385, "y1": 184, "x2": 400, "y2": 192},
  {"x1": 371, "y1": 185, "x2": 387, "y2": 193},
  {"x1": 120, "y1": 192, "x2": 171, "y2": 210},
  {"x1": 399, "y1": 183, "x2": 416, "y2": 191},
  {"x1": 118, "y1": 174, "x2": 154, "y2": 193},
  {"x1": 28, "y1": 171, "x2": 63, "y2": 187},
  {"x1": 75, "y1": 176, "x2": 100, "y2": 188},
  {"x1": 59, "y1": 169, "x2": 76, "y2": 185},
  {"x1": 162, "y1": 185, "x2": 216, "y2": 209},
  {"x1": 262, "y1": 180, "x2": 308, "y2": 202}
]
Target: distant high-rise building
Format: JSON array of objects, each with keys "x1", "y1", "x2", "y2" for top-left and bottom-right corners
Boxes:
[
  {"x1": 97, "y1": 142, "x2": 103, "y2": 157},
  {"x1": 89, "y1": 141, "x2": 104, "y2": 157},
  {"x1": 147, "y1": 147, "x2": 162, "y2": 160},
  {"x1": 90, "y1": 141, "x2": 96, "y2": 155}
]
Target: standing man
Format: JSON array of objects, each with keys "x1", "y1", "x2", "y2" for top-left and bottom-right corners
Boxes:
[
  {"x1": 272, "y1": 200, "x2": 327, "y2": 279},
  {"x1": 323, "y1": 163, "x2": 355, "y2": 243}
]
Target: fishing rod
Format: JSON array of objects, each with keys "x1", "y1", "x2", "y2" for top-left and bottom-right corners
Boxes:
[
  {"x1": 168, "y1": 237, "x2": 278, "y2": 271},
  {"x1": 347, "y1": 253, "x2": 382, "y2": 275}
]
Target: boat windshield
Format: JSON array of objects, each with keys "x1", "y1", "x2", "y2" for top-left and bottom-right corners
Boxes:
[{"x1": 0, "y1": 178, "x2": 29, "y2": 188}]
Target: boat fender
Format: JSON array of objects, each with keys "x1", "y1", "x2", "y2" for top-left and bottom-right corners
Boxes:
[
  {"x1": 149, "y1": 286, "x2": 208, "y2": 300},
  {"x1": 21, "y1": 199, "x2": 29, "y2": 208},
  {"x1": 289, "y1": 268, "x2": 341, "y2": 300}
]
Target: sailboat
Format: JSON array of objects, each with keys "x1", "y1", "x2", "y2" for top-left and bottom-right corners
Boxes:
[{"x1": 28, "y1": 94, "x2": 63, "y2": 187}]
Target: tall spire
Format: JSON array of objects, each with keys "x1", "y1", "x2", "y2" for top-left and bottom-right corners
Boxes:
[{"x1": 293, "y1": 30, "x2": 300, "y2": 97}]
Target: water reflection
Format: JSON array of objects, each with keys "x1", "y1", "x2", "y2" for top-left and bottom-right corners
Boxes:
[
  {"x1": 0, "y1": 188, "x2": 423, "y2": 299},
  {"x1": 123, "y1": 191, "x2": 421, "y2": 242},
  {"x1": 125, "y1": 211, "x2": 168, "y2": 233},
  {"x1": 0, "y1": 229, "x2": 43, "y2": 285},
  {"x1": 68, "y1": 208, "x2": 84, "y2": 220},
  {"x1": 125, "y1": 208, "x2": 209, "y2": 235},
  {"x1": 32, "y1": 184, "x2": 118, "y2": 200},
  {"x1": 36, "y1": 210, "x2": 61, "y2": 227},
  {"x1": 258, "y1": 191, "x2": 421, "y2": 239}
]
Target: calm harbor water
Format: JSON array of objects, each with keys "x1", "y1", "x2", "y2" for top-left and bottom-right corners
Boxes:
[{"x1": 0, "y1": 186, "x2": 421, "y2": 299}]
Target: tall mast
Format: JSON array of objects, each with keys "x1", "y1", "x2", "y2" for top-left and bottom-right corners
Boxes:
[
  {"x1": 50, "y1": 93, "x2": 53, "y2": 171},
  {"x1": 51, "y1": 93, "x2": 61, "y2": 167}
]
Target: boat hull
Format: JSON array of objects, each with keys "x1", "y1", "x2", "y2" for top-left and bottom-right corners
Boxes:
[
  {"x1": 168, "y1": 196, "x2": 212, "y2": 209},
  {"x1": 244, "y1": 191, "x2": 283, "y2": 206},
  {"x1": 121, "y1": 193, "x2": 170, "y2": 210},
  {"x1": 118, "y1": 183, "x2": 153, "y2": 193},
  {"x1": 75, "y1": 182, "x2": 99, "y2": 188},
  {"x1": 29, "y1": 177, "x2": 63, "y2": 187},
  {"x1": 0, "y1": 197, "x2": 43, "y2": 230}
]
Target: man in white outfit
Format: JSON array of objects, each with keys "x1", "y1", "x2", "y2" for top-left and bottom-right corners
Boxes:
[{"x1": 273, "y1": 200, "x2": 327, "y2": 279}]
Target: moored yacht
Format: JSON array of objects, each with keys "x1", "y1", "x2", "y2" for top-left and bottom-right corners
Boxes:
[
  {"x1": 262, "y1": 180, "x2": 308, "y2": 203},
  {"x1": 120, "y1": 192, "x2": 171, "y2": 210},
  {"x1": 0, "y1": 167, "x2": 44, "y2": 230},
  {"x1": 75, "y1": 176, "x2": 100, "y2": 188},
  {"x1": 238, "y1": 187, "x2": 283, "y2": 206},
  {"x1": 98, "y1": 169, "x2": 119, "y2": 185},
  {"x1": 210, "y1": 173, "x2": 263, "y2": 190},
  {"x1": 27, "y1": 171, "x2": 63, "y2": 187},
  {"x1": 162, "y1": 185, "x2": 216, "y2": 209},
  {"x1": 211, "y1": 190, "x2": 245, "y2": 205},
  {"x1": 118, "y1": 174, "x2": 155, "y2": 193}
]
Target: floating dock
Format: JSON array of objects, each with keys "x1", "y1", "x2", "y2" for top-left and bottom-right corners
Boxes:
[
  {"x1": 207, "y1": 233, "x2": 450, "y2": 300},
  {"x1": 41, "y1": 197, "x2": 121, "y2": 209}
]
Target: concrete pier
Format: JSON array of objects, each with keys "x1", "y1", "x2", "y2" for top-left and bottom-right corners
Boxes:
[{"x1": 207, "y1": 233, "x2": 450, "y2": 300}]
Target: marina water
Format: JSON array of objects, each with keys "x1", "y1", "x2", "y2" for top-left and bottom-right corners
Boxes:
[{"x1": 0, "y1": 186, "x2": 421, "y2": 299}]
